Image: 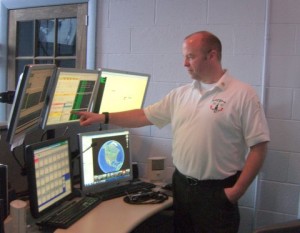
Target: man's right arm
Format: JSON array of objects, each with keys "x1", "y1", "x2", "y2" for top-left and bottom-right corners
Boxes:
[{"x1": 72, "y1": 109, "x2": 153, "y2": 128}]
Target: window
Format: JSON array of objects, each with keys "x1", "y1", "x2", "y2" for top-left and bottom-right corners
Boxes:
[
  {"x1": 7, "y1": 3, "x2": 88, "y2": 88},
  {"x1": 0, "y1": 0, "x2": 96, "y2": 121}
]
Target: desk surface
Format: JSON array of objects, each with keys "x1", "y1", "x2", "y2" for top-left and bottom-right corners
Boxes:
[{"x1": 53, "y1": 195, "x2": 172, "y2": 233}]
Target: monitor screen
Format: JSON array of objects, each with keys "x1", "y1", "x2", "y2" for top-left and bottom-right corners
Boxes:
[
  {"x1": 42, "y1": 68, "x2": 101, "y2": 129},
  {"x1": 93, "y1": 68, "x2": 150, "y2": 113},
  {"x1": 78, "y1": 129, "x2": 132, "y2": 194},
  {"x1": 6, "y1": 64, "x2": 56, "y2": 146},
  {"x1": 25, "y1": 136, "x2": 74, "y2": 218}
]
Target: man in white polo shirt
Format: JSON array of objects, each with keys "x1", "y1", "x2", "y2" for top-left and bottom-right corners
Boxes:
[{"x1": 73, "y1": 31, "x2": 270, "y2": 233}]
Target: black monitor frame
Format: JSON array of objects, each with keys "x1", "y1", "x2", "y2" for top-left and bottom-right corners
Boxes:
[
  {"x1": 93, "y1": 68, "x2": 150, "y2": 114},
  {"x1": 25, "y1": 136, "x2": 74, "y2": 218},
  {"x1": 6, "y1": 64, "x2": 57, "y2": 145},
  {"x1": 41, "y1": 67, "x2": 101, "y2": 130},
  {"x1": 77, "y1": 128, "x2": 132, "y2": 194}
]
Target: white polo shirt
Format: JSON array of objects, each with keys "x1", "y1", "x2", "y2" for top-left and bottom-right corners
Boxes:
[{"x1": 144, "y1": 71, "x2": 270, "y2": 180}]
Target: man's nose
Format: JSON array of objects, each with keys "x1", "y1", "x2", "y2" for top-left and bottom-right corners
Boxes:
[{"x1": 184, "y1": 59, "x2": 189, "y2": 67}]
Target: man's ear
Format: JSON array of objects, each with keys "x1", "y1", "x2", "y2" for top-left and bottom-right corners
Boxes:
[{"x1": 208, "y1": 49, "x2": 218, "y2": 60}]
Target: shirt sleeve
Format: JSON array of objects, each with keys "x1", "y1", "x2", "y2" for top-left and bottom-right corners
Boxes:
[
  {"x1": 144, "y1": 91, "x2": 174, "y2": 128},
  {"x1": 242, "y1": 89, "x2": 270, "y2": 147}
]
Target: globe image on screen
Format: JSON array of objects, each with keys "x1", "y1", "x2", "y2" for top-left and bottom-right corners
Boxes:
[{"x1": 98, "y1": 140, "x2": 125, "y2": 173}]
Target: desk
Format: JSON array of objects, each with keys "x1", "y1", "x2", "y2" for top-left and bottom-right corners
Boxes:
[{"x1": 55, "y1": 196, "x2": 172, "y2": 233}]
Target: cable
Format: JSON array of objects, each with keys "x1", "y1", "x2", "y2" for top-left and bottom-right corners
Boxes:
[
  {"x1": 40, "y1": 130, "x2": 48, "y2": 141},
  {"x1": 123, "y1": 190, "x2": 168, "y2": 205},
  {"x1": 11, "y1": 148, "x2": 26, "y2": 176},
  {"x1": 72, "y1": 142, "x2": 98, "y2": 160},
  {"x1": 63, "y1": 126, "x2": 69, "y2": 135},
  {"x1": 10, "y1": 144, "x2": 28, "y2": 176}
]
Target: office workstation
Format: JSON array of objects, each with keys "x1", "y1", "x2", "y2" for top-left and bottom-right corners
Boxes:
[
  {"x1": 4, "y1": 1, "x2": 300, "y2": 233},
  {"x1": 25, "y1": 196, "x2": 173, "y2": 233},
  {"x1": 0, "y1": 64, "x2": 172, "y2": 233}
]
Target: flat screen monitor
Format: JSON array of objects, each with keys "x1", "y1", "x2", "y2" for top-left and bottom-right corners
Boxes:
[
  {"x1": 25, "y1": 136, "x2": 74, "y2": 218},
  {"x1": 6, "y1": 64, "x2": 56, "y2": 146},
  {"x1": 77, "y1": 129, "x2": 132, "y2": 194},
  {"x1": 42, "y1": 68, "x2": 101, "y2": 129},
  {"x1": 93, "y1": 68, "x2": 150, "y2": 114}
]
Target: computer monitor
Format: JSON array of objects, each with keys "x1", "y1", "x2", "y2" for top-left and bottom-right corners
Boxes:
[
  {"x1": 93, "y1": 68, "x2": 150, "y2": 114},
  {"x1": 25, "y1": 136, "x2": 74, "y2": 218},
  {"x1": 42, "y1": 68, "x2": 101, "y2": 129},
  {"x1": 77, "y1": 129, "x2": 132, "y2": 194},
  {"x1": 6, "y1": 64, "x2": 56, "y2": 146}
]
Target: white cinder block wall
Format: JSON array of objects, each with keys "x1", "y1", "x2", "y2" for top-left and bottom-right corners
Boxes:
[
  {"x1": 256, "y1": 0, "x2": 300, "y2": 229},
  {"x1": 95, "y1": 0, "x2": 300, "y2": 232}
]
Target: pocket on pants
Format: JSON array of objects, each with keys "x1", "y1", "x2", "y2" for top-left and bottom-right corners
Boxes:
[
  {"x1": 213, "y1": 188, "x2": 240, "y2": 231},
  {"x1": 215, "y1": 188, "x2": 236, "y2": 210}
]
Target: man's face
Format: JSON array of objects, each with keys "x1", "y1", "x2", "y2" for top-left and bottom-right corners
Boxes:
[{"x1": 182, "y1": 35, "x2": 211, "y2": 82}]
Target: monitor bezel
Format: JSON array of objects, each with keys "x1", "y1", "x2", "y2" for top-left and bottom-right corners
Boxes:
[
  {"x1": 25, "y1": 136, "x2": 75, "y2": 218},
  {"x1": 93, "y1": 68, "x2": 150, "y2": 114},
  {"x1": 77, "y1": 128, "x2": 133, "y2": 194},
  {"x1": 6, "y1": 64, "x2": 57, "y2": 145},
  {"x1": 41, "y1": 67, "x2": 101, "y2": 130}
]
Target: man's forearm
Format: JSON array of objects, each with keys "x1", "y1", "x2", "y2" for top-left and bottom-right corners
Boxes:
[
  {"x1": 101, "y1": 109, "x2": 153, "y2": 128},
  {"x1": 226, "y1": 141, "x2": 268, "y2": 202}
]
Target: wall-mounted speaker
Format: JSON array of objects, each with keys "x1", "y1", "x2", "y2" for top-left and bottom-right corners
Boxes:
[{"x1": 147, "y1": 157, "x2": 166, "y2": 182}]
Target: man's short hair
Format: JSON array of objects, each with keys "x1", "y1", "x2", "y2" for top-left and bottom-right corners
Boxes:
[{"x1": 185, "y1": 31, "x2": 222, "y2": 61}]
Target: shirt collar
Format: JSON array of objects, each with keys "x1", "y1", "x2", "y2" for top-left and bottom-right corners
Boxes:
[
  {"x1": 214, "y1": 69, "x2": 230, "y2": 91},
  {"x1": 192, "y1": 69, "x2": 231, "y2": 91}
]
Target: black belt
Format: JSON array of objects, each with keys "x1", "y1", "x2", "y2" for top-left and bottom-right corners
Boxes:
[{"x1": 176, "y1": 169, "x2": 241, "y2": 188}]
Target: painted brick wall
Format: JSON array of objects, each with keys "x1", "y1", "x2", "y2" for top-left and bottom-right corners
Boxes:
[
  {"x1": 256, "y1": 0, "x2": 300, "y2": 229},
  {"x1": 0, "y1": 0, "x2": 299, "y2": 232}
]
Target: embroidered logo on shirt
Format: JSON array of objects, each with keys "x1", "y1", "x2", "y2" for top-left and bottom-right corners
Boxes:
[{"x1": 210, "y1": 99, "x2": 226, "y2": 113}]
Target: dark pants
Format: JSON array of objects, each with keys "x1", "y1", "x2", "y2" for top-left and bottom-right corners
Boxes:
[{"x1": 172, "y1": 169, "x2": 240, "y2": 233}]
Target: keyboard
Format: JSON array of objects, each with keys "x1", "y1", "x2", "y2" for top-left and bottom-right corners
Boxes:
[
  {"x1": 36, "y1": 196, "x2": 102, "y2": 229},
  {"x1": 89, "y1": 180, "x2": 156, "y2": 201}
]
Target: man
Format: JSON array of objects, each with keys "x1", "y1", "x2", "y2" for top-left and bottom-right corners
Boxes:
[{"x1": 73, "y1": 31, "x2": 270, "y2": 233}]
